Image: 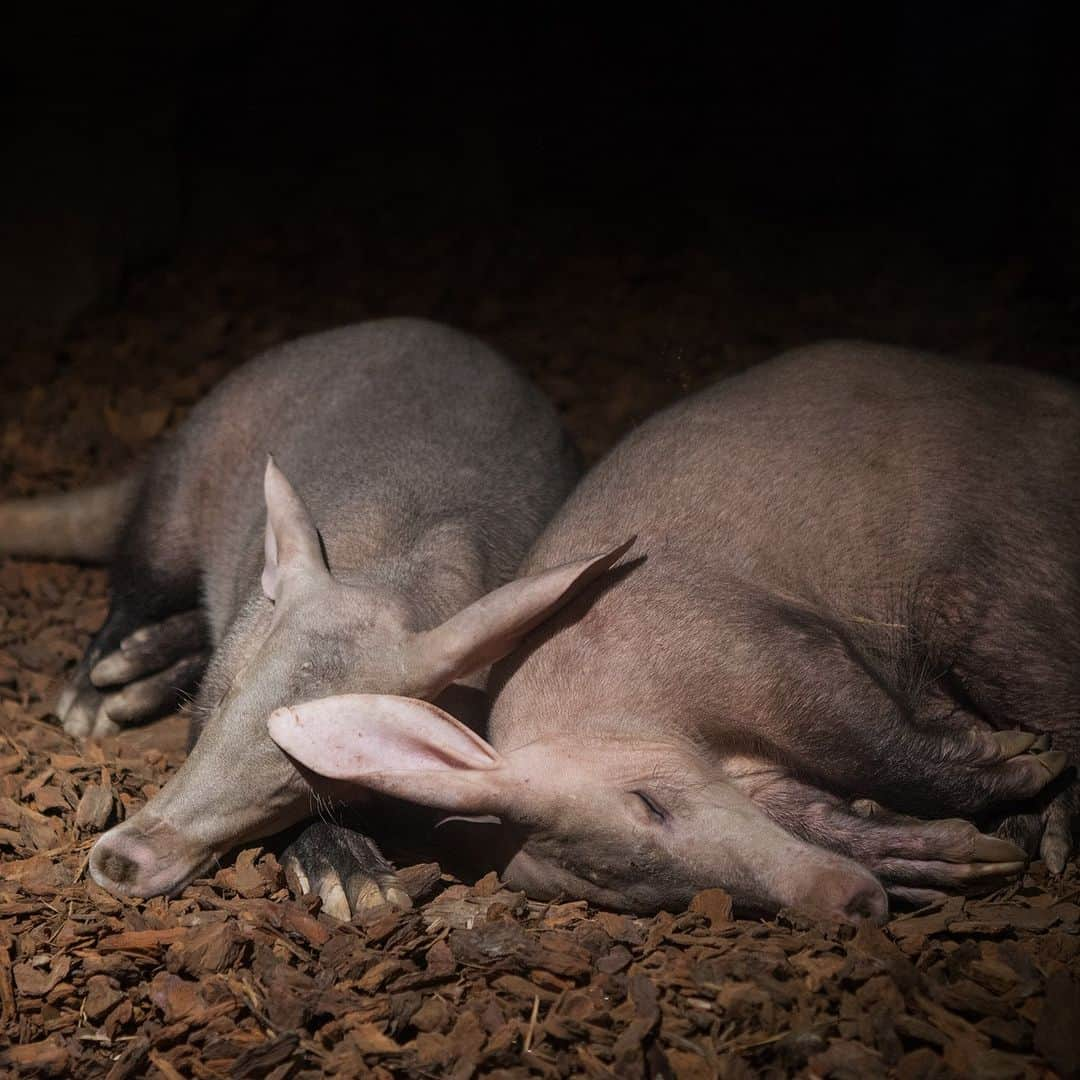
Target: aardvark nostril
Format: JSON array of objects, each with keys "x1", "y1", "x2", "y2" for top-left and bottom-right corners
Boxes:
[
  {"x1": 89, "y1": 839, "x2": 141, "y2": 888},
  {"x1": 88, "y1": 817, "x2": 214, "y2": 899},
  {"x1": 808, "y1": 864, "x2": 890, "y2": 925},
  {"x1": 842, "y1": 877, "x2": 889, "y2": 924}
]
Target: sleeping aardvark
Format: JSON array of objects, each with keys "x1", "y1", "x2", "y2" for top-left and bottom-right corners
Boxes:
[
  {"x1": 1, "y1": 318, "x2": 585, "y2": 916},
  {"x1": 272, "y1": 342, "x2": 1076, "y2": 921}
]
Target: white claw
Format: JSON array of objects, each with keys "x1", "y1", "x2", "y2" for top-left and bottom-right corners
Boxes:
[
  {"x1": 384, "y1": 886, "x2": 413, "y2": 911},
  {"x1": 55, "y1": 684, "x2": 76, "y2": 719},
  {"x1": 1040, "y1": 826, "x2": 1071, "y2": 876},
  {"x1": 61, "y1": 696, "x2": 97, "y2": 738},
  {"x1": 90, "y1": 702, "x2": 120, "y2": 739},
  {"x1": 283, "y1": 857, "x2": 311, "y2": 895},
  {"x1": 353, "y1": 879, "x2": 387, "y2": 911},
  {"x1": 320, "y1": 879, "x2": 352, "y2": 921}
]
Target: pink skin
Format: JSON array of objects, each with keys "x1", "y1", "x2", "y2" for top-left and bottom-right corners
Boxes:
[{"x1": 268, "y1": 694, "x2": 889, "y2": 923}]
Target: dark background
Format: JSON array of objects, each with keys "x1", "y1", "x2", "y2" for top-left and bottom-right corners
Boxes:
[{"x1": 1, "y1": 3, "x2": 1077, "y2": 477}]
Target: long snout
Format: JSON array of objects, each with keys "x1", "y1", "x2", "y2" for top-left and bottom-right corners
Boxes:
[
  {"x1": 89, "y1": 717, "x2": 314, "y2": 899},
  {"x1": 736, "y1": 824, "x2": 889, "y2": 924},
  {"x1": 783, "y1": 855, "x2": 888, "y2": 923},
  {"x1": 90, "y1": 812, "x2": 215, "y2": 898},
  {"x1": 683, "y1": 787, "x2": 890, "y2": 924}
]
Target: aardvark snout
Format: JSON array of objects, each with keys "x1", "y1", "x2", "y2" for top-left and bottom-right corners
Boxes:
[
  {"x1": 89, "y1": 815, "x2": 213, "y2": 899},
  {"x1": 806, "y1": 864, "x2": 889, "y2": 924}
]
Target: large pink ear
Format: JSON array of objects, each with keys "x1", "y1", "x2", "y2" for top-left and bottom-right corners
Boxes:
[
  {"x1": 267, "y1": 694, "x2": 510, "y2": 814},
  {"x1": 410, "y1": 538, "x2": 635, "y2": 693},
  {"x1": 262, "y1": 456, "x2": 330, "y2": 603}
]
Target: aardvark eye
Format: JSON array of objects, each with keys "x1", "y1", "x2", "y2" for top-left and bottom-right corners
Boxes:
[{"x1": 633, "y1": 790, "x2": 668, "y2": 823}]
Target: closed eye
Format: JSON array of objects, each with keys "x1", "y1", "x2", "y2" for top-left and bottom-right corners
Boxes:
[{"x1": 633, "y1": 790, "x2": 668, "y2": 823}]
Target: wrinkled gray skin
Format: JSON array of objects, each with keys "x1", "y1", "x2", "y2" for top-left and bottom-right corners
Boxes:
[
  {"x1": 273, "y1": 343, "x2": 1077, "y2": 922},
  {"x1": 0, "y1": 319, "x2": 579, "y2": 906}
]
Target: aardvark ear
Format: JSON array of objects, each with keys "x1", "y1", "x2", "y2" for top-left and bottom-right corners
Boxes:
[
  {"x1": 409, "y1": 538, "x2": 635, "y2": 693},
  {"x1": 268, "y1": 694, "x2": 512, "y2": 815},
  {"x1": 261, "y1": 456, "x2": 329, "y2": 604}
]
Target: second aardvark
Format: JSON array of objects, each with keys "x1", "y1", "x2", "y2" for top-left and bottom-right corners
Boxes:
[{"x1": 275, "y1": 342, "x2": 1076, "y2": 920}]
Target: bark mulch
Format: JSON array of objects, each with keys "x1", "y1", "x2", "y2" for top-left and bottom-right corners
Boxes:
[{"x1": 1, "y1": 693, "x2": 1078, "y2": 1079}]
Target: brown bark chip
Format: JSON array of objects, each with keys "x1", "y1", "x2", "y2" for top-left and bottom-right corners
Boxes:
[
  {"x1": 73, "y1": 778, "x2": 113, "y2": 833},
  {"x1": 1035, "y1": 971, "x2": 1080, "y2": 1079},
  {"x1": 81, "y1": 974, "x2": 124, "y2": 1022},
  {"x1": 3, "y1": 699, "x2": 1078, "y2": 1080},
  {"x1": 688, "y1": 887, "x2": 734, "y2": 927},
  {"x1": 0, "y1": 1036, "x2": 71, "y2": 1076}
]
